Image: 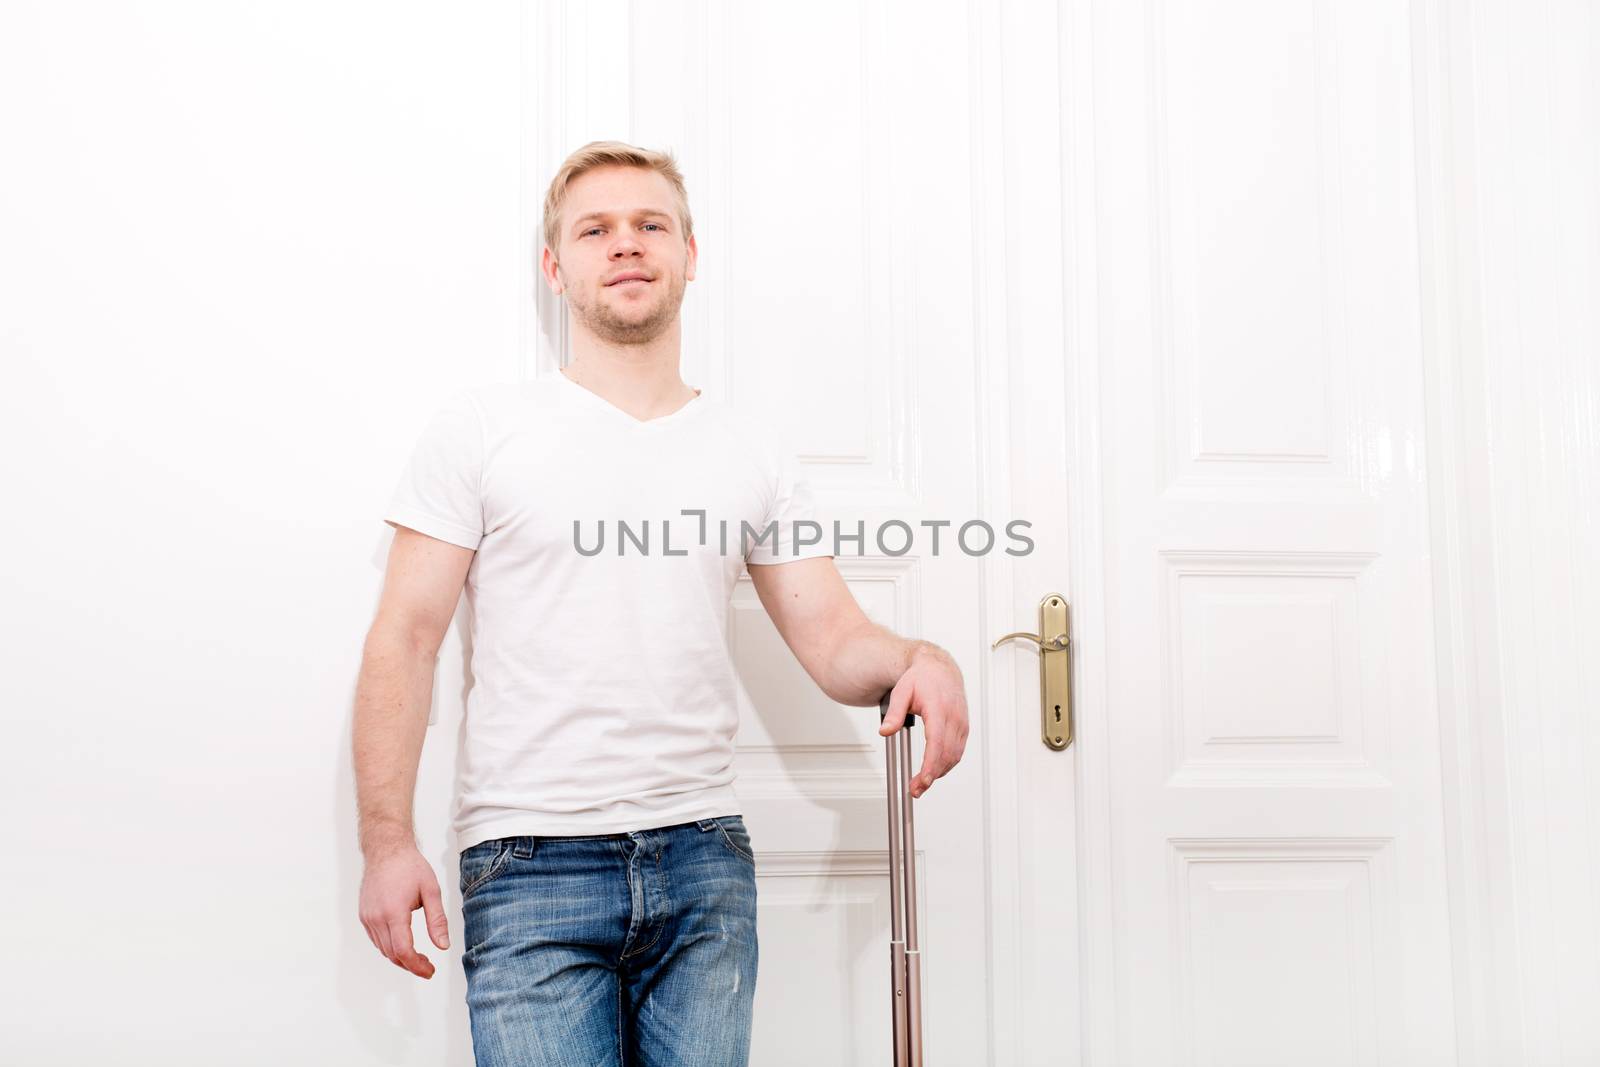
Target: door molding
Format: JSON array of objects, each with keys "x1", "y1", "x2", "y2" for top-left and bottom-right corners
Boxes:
[{"x1": 1413, "y1": 0, "x2": 1600, "y2": 1062}]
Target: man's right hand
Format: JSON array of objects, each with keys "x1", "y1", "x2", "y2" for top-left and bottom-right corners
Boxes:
[{"x1": 358, "y1": 845, "x2": 451, "y2": 980}]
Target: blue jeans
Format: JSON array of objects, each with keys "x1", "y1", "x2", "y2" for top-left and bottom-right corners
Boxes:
[{"x1": 459, "y1": 816, "x2": 759, "y2": 1066}]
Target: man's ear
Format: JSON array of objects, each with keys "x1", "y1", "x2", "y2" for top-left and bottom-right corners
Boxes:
[
  {"x1": 685, "y1": 234, "x2": 697, "y2": 282},
  {"x1": 540, "y1": 245, "x2": 565, "y2": 294}
]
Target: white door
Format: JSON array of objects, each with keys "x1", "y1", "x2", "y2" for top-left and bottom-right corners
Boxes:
[
  {"x1": 531, "y1": 1, "x2": 1459, "y2": 1063},
  {"x1": 1001, "y1": 0, "x2": 1461, "y2": 1064},
  {"x1": 528, "y1": 4, "x2": 997, "y2": 1064}
]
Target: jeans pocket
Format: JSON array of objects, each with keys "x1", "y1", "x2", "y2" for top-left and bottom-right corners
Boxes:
[
  {"x1": 459, "y1": 839, "x2": 514, "y2": 900},
  {"x1": 715, "y1": 816, "x2": 756, "y2": 863}
]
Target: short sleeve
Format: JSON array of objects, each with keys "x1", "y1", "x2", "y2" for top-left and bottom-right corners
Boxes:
[
  {"x1": 382, "y1": 389, "x2": 485, "y2": 551},
  {"x1": 745, "y1": 435, "x2": 834, "y2": 565}
]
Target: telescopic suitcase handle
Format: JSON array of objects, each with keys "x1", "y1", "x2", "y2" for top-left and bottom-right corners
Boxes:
[{"x1": 879, "y1": 690, "x2": 924, "y2": 1067}]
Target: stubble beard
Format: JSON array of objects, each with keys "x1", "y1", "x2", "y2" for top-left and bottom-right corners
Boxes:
[{"x1": 565, "y1": 267, "x2": 686, "y2": 346}]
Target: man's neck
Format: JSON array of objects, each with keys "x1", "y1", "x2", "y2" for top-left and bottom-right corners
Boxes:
[{"x1": 563, "y1": 331, "x2": 697, "y2": 420}]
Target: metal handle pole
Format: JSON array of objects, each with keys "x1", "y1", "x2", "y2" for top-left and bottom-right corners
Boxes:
[{"x1": 880, "y1": 691, "x2": 924, "y2": 1067}]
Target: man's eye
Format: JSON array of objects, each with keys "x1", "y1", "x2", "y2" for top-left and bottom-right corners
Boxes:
[{"x1": 581, "y1": 224, "x2": 662, "y2": 236}]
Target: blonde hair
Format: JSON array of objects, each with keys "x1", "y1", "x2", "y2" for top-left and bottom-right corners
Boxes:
[{"x1": 542, "y1": 140, "x2": 694, "y2": 256}]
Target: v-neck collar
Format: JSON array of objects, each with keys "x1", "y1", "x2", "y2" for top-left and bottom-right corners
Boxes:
[{"x1": 554, "y1": 367, "x2": 706, "y2": 428}]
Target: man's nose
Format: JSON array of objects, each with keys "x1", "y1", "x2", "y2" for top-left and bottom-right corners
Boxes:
[{"x1": 609, "y1": 234, "x2": 644, "y2": 257}]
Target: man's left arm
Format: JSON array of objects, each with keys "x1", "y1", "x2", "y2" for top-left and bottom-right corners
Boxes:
[{"x1": 746, "y1": 556, "x2": 969, "y2": 799}]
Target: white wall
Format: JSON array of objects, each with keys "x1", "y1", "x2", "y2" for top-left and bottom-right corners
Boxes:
[{"x1": 0, "y1": 3, "x2": 522, "y2": 1062}]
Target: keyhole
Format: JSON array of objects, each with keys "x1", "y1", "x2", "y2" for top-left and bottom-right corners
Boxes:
[{"x1": 1055, "y1": 704, "x2": 1061, "y2": 722}]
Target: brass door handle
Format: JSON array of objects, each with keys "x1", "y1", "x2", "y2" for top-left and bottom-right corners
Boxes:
[
  {"x1": 991, "y1": 631, "x2": 1068, "y2": 652},
  {"x1": 992, "y1": 593, "x2": 1073, "y2": 750}
]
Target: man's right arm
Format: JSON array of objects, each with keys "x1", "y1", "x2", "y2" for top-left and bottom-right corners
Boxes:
[{"x1": 353, "y1": 525, "x2": 475, "y2": 979}]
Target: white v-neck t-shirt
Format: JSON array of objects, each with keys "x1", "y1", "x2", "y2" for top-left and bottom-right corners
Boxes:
[{"x1": 383, "y1": 373, "x2": 832, "y2": 852}]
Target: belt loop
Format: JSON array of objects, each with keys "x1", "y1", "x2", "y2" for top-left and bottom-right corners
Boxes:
[
  {"x1": 695, "y1": 818, "x2": 718, "y2": 832},
  {"x1": 512, "y1": 836, "x2": 537, "y2": 859}
]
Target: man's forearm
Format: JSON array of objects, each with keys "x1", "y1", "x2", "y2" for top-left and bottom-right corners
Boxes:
[
  {"x1": 352, "y1": 631, "x2": 435, "y2": 858},
  {"x1": 821, "y1": 618, "x2": 953, "y2": 707}
]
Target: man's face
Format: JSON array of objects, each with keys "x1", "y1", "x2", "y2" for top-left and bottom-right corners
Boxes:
[{"x1": 543, "y1": 165, "x2": 697, "y2": 346}]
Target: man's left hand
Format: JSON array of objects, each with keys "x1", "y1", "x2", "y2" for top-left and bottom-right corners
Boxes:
[{"x1": 878, "y1": 645, "x2": 970, "y2": 799}]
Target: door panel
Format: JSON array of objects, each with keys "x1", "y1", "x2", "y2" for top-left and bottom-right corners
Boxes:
[
  {"x1": 528, "y1": 2, "x2": 997, "y2": 1063},
  {"x1": 1083, "y1": 0, "x2": 1458, "y2": 1062}
]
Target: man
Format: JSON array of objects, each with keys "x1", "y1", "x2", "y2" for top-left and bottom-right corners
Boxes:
[{"x1": 353, "y1": 140, "x2": 969, "y2": 1066}]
